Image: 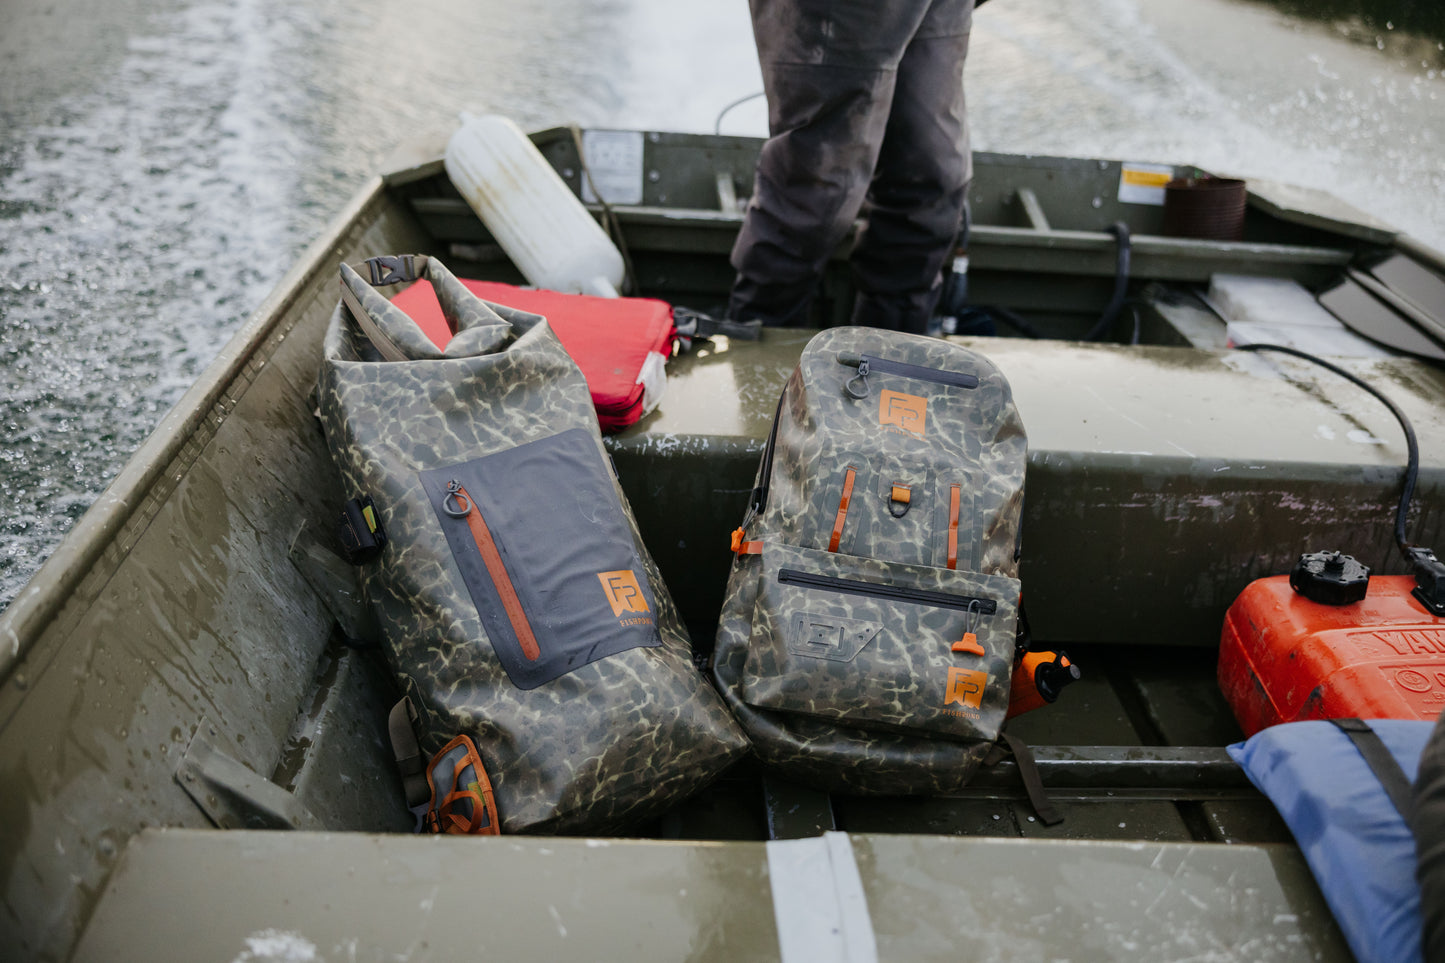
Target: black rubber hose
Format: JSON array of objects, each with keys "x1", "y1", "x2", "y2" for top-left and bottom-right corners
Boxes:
[
  {"x1": 987, "y1": 305, "x2": 1045, "y2": 339},
  {"x1": 1236, "y1": 342, "x2": 1418, "y2": 556},
  {"x1": 1085, "y1": 222, "x2": 1132, "y2": 341}
]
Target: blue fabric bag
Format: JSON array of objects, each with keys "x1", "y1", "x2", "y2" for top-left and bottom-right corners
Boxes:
[{"x1": 1228, "y1": 719, "x2": 1430, "y2": 963}]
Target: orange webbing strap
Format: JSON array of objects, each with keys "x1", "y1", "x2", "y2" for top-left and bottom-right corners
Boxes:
[
  {"x1": 731, "y1": 528, "x2": 764, "y2": 555},
  {"x1": 437, "y1": 789, "x2": 488, "y2": 834},
  {"x1": 946, "y1": 484, "x2": 961, "y2": 570},
  {"x1": 828, "y1": 468, "x2": 857, "y2": 553},
  {"x1": 425, "y1": 734, "x2": 502, "y2": 835}
]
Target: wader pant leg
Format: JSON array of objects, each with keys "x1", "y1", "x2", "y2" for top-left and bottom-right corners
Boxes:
[
  {"x1": 1417, "y1": 710, "x2": 1445, "y2": 962},
  {"x1": 728, "y1": 0, "x2": 973, "y2": 332},
  {"x1": 849, "y1": 14, "x2": 972, "y2": 333}
]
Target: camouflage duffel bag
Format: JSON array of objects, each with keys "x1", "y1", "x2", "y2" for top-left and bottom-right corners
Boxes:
[
  {"x1": 317, "y1": 255, "x2": 748, "y2": 833},
  {"x1": 712, "y1": 326, "x2": 1027, "y2": 794}
]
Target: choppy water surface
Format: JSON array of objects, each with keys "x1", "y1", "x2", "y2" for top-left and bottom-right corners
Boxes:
[{"x1": 1, "y1": 0, "x2": 1443, "y2": 610}]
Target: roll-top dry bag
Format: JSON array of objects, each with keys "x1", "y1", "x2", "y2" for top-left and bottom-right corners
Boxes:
[{"x1": 317, "y1": 255, "x2": 748, "y2": 833}]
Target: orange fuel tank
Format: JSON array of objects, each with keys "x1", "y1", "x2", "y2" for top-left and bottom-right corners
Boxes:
[{"x1": 1218, "y1": 574, "x2": 1445, "y2": 737}]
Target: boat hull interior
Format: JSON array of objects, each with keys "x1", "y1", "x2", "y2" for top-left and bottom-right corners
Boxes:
[{"x1": 4, "y1": 128, "x2": 1443, "y2": 961}]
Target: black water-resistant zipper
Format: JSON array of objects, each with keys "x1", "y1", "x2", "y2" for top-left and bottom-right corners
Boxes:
[
  {"x1": 778, "y1": 568, "x2": 998, "y2": 614},
  {"x1": 837, "y1": 352, "x2": 980, "y2": 390}
]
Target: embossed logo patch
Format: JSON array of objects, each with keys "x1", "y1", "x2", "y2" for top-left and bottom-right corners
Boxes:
[
  {"x1": 880, "y1": 390, "x2": 927, "y2": 437},
  {"x1": 788, "y1": 613, "x2": 882, "y2": 663},
  {"x1": 944, "y1": 667, "x2": 989, "y2": 709},
  {"x1": 598, "y1": 570, "x2": 649, "y2": 619}
]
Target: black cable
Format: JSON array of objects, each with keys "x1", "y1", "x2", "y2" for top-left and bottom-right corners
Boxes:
[
  {"x1": 1236, "y1": 342, "x2": 1417, "y2": 555},
  {"x1": 1085, "y1": 222, "x2": 1131, "y2": 341},
  {"x1": 714, "y1": 91, "x2": 767, "y2": 135},
  {"x1": 986, "y1": 305, "x2": 1045, "y2": 339}
]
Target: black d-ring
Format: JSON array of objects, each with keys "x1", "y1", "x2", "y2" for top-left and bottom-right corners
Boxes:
[{"x1": 442, "y1": 480, "x2": 472, "y2": 517}]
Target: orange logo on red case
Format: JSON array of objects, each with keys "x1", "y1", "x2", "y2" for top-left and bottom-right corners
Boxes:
[
  {"x1": 944, "y1": 667, "x2": 989, "y2": 709},
  {"x1": 598, "y1": 570, "x2": 649, "y2": 618},
  {"x1": 880, "y1": 390, "x2": 927, "y2": 437}
]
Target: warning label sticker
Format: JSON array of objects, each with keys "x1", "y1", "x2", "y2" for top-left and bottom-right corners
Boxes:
[
  {"x1": 580, "y1": 129, "x2": 645, "y2": 205},
  {"x1": 1117, "y1": 163, "x2": 1175, "y2": 206}
]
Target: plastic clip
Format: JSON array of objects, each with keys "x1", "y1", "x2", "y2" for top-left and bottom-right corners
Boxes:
[{"x1": 365, "y1": 254, "x2": 419, "y2": 286}]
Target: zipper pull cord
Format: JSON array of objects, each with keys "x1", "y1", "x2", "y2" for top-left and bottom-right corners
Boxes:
[
  {"x1": 952, "y1": 599, "x2": 986, "y2": 656},
  {"x1": 442, "y1": 479, "x2": 472, "y2": 517},
  {"x1": 844, "y1": 358, "x2": 870, "y2": 400}
]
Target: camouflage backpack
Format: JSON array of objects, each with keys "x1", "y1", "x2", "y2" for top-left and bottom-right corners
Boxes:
[
  {"x1": 317, "y1": 255, "x2": 748, "y2": 833},
  {"x1": 711, "y1": 326, "x2": 1027, "y2": 794}
]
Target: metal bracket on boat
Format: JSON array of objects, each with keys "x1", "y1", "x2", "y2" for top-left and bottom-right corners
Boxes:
[
  {"x1": 762, "y1": 776, "x2": 836, "y2": 840},
  {"x1": 288, "y1": 522, "x2": 380, "y2": 646},
  {"x1": 176, "y1": 719, "x2": 322, "y2": 831}
]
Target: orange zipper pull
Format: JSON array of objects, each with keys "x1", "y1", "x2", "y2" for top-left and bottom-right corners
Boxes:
[
  {"x1": 952, "y1": 599, "x2": 985, "y2": 655},
  {"x1": 952, "y1": 632, "x2": 984, "y2": 656}
]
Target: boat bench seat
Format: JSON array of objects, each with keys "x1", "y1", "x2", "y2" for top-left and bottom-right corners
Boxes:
[{"x1": 608, "y1": 332, "x2": 1445, "y2": 647}]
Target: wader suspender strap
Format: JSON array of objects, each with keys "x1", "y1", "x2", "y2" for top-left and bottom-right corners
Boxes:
[
  {"x1": 388, "y1": 698, "x2": 431, "y2": 810},
  {"x1": 1331, "y1": 717, "x2": 1415, "y2": 824},
  {"x1": 340, "y1": 255, "x2": 436, "y2": 363}
]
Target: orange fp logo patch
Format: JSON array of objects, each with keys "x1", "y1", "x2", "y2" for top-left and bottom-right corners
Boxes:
[
  {"x1": 944, "y1": 667, "x2": 989, "y2": 709},
  {"x1": 880, "y1": 390, "x2": 927, "y2": 437},
  {"x1": 598, "y1": 570, "x2": 649, "y2": 618}
]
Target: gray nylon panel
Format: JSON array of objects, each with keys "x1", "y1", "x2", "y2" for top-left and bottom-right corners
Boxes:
[{"x1": 419, "y1": 429, "x2": 661, "y2": 690}]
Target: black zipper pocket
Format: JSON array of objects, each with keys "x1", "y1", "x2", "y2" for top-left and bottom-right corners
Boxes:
[
  {"x1": 837, "y1": 352, "x2": 980, "y2": 398},
  {"x1": 777, "y1": 567, "x2": 997, "y2": 614}
]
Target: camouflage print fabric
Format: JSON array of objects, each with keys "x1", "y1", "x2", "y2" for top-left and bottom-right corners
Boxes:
[
  {"x1": 318, "y1": 256, "x2": 748, "y2": 834},
  {"x1": 712, "y1": 326, "x2": 1027, "y2": 794}
]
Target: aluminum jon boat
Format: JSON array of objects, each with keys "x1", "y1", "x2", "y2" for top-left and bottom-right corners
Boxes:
[{"x1": 4, "y1": 126, "x2": 1445, "y2": 962}]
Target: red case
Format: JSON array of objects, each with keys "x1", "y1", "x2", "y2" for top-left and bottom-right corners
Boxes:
[
  {"x1": 1219, "y1": 574, "x2": 1445, "y2": 737},
  {"x1": 391, "y1": 279, "x2": 675, "y2": 433}
]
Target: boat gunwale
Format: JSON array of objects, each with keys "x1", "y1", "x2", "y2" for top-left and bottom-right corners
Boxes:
[{"x1": 0, "y1": 176, "x2": 389, "y2": 686}]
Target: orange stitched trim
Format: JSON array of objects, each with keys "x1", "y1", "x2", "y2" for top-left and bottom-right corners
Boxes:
[
  {"x1": 455, "y1": 485, "x2": 540, "y2": 662},
  {"x1": 947, "y1": 485, "x2": 961, "y2": 570},
  {"x1": 828, "y1": 468, "x2": 857, "y2": 553}
]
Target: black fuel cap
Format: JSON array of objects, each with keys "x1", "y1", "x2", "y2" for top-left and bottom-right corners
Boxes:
[{"x1": 1290, "y1": 551, "x2": 1370, "y2": 605}]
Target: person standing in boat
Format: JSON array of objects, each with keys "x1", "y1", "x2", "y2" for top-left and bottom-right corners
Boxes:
[{"x1": 728, "y1": 0, "x2": 975, "y2": 334}]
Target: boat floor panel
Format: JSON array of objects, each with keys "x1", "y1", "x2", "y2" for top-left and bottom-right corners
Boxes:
[{"x1": 70, "y1": 829, "x2": 1350, "y2": 963}]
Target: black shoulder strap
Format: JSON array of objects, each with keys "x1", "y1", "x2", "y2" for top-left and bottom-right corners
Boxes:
[{"x1": 1331, "y1": 718, "x2": 1415, "y2": 824}]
